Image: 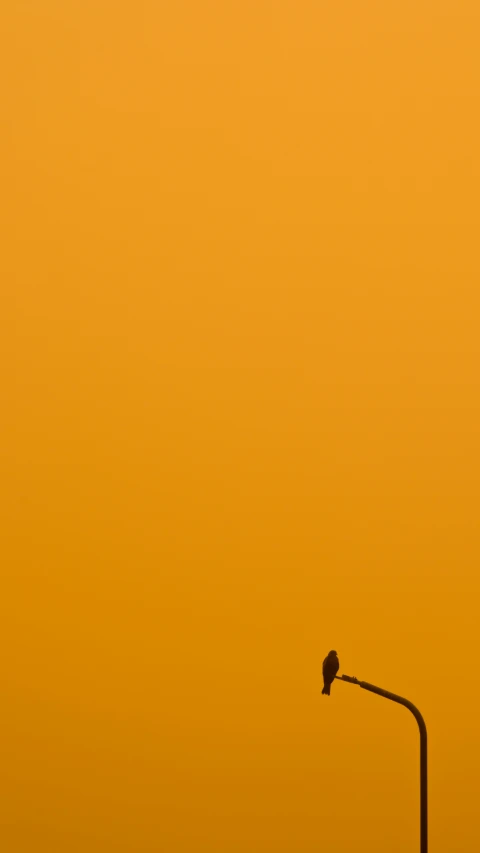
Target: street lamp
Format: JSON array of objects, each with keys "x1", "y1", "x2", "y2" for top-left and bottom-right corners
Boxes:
[{"x1": 335, "y1": 673, "x2": 427, "y2": 853}]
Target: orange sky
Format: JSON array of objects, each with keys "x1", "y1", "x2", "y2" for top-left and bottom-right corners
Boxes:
[{"x1": 3, "y1": 2, "x2": 480, "y2": 851}]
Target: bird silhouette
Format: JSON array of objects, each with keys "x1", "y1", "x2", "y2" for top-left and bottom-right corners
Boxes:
[{"x1": 322, "y1": 650, "x2": 339, "y2": 695}]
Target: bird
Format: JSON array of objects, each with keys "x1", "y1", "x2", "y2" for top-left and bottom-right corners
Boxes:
[{"x1": 322, "y1": 650, "x2": 339, "y2": 695}]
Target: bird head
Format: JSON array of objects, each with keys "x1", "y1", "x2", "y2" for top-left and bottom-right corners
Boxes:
[{"x1": 329, "y1": 650, "x2": 337, "y2": 656}]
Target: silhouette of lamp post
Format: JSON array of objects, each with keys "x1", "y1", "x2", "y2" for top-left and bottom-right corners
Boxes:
[{"x1": 335, "y1": 673, "x2": 427, "y2": 853}]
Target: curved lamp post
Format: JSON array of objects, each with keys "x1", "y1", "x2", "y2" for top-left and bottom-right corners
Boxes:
[{"x1": 335, "y1": 673, "x2": 427, "y2": 853}]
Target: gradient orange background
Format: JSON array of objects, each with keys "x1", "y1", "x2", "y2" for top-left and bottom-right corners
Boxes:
[{"x1": 3, "y1": 2, "x2": 480, "y2": 851}]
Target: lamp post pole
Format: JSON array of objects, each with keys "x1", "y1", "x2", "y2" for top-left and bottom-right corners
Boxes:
[{"x1": 336, "y1": 674, "x2": 427, "y2": 853}]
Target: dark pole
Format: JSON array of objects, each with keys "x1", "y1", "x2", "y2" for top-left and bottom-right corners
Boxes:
[{"x1": 336, "y1": 674, "x2": 427, "y2": 853}]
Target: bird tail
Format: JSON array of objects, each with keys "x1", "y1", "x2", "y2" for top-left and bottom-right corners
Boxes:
[{"x1": 322, "y1": 684, "x2": 330, "y2": 696}]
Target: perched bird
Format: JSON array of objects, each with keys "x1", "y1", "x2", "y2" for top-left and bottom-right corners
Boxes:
[{"x1": 322, "y1": 650, "x2": 339, "y2": 695}]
